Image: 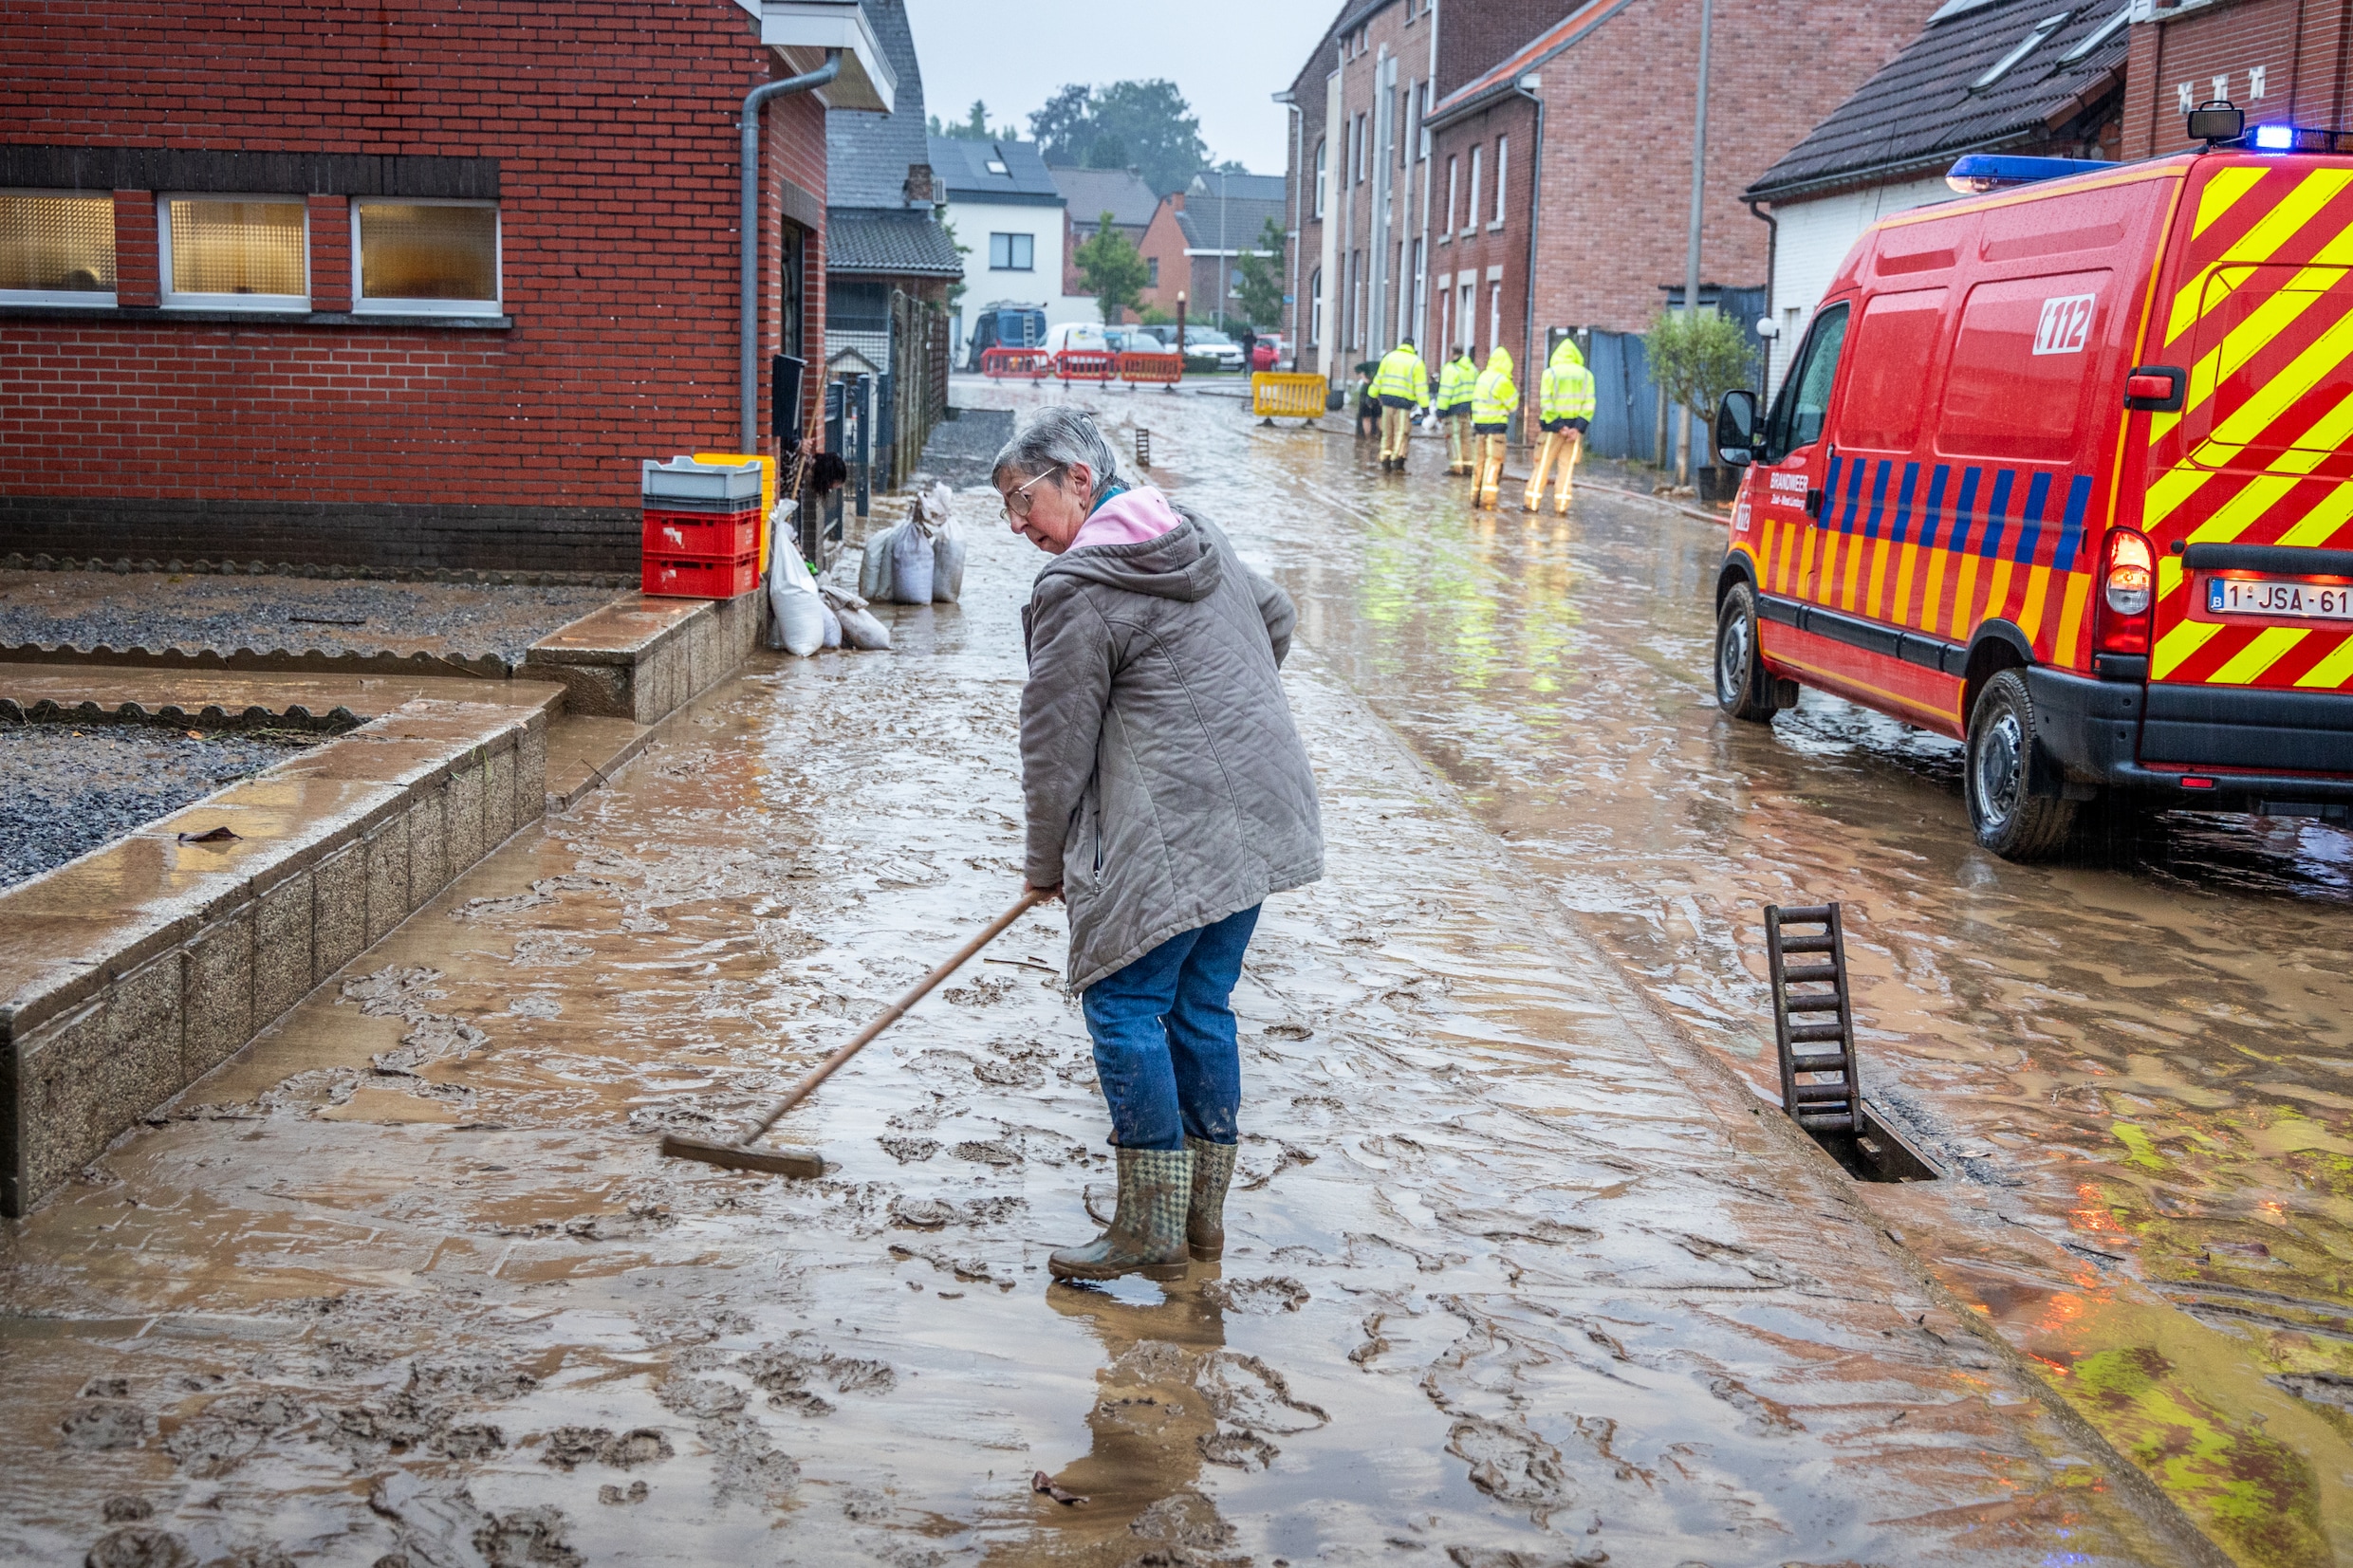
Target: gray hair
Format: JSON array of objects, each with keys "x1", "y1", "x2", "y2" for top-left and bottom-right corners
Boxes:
[{"x1": 991, "y1": 405, "x2": 1121, "y2": 503}]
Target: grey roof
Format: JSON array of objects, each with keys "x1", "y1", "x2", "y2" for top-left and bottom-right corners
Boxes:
[
  {"x1": 1747, "y1": 0, "x2": 2130, "y2": 201},
  {"x1": 1176, "y1": 194, "x2": 1287, "y2": 253},
  {"x1": 927, "y1": 137, "x2": 1065, "y2": 203},
  {"x1": 1187, "y1": 171, "x2": 1286, "y2": 204},
  {"x1": 826, "y1": 209, "x2": 964, "y2": 276},
  {"x1": 827, "y1": 0, "x2": 930, "y2": 211},
  {"x1": 1051, "y1": 166, "x2": 1159, "y2": 229}
]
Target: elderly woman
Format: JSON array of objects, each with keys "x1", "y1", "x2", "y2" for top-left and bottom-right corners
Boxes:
[{"x1": 992, "y1": 407, "x2": 1324, "y2": 1282}]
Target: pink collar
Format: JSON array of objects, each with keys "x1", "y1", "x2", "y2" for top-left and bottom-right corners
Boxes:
[{"x1": 1068, "y1": 486, "x2": 1182, "y2": 552}]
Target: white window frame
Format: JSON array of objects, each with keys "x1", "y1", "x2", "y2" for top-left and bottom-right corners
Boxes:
[
  {"x1": 1466, "y1": 146, "x2": 1483, "y2": 234},
  {"x1": 1313, "y1": 139, "x2": 1327, "y2": 218},
  {"x1": 0, "y1": 189, "x2": 119, "y2": 306},
  {"x1": 1308, "y1": 267, "x2": 1323, "y2": 346},
  {"x1": 1442, "y1": 157, "x2": 1458, "y2": 240},
  {"x1": 1491, "y1": 136, "x2": 1509, "y2": 231},
  {"x1": 157, "y1": 193, "x2": 309, "y2": 311},
  {"x1": 350, "y1": 197, "x2": 503, "y2": 317}
]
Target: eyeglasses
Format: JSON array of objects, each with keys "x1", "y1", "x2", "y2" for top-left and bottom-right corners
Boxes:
[{"x1": 1001, "y1": 464, "x2": 1064, "y2": 522}]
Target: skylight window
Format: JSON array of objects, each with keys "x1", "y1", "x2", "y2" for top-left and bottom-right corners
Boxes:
[
  {"x1": 1972, "y1": 12, "x2": 2072, "y2": 92},
  {"x1": 2058, "y1": 5, "x2": 2130, "y2": 64},
  {"x1": 1928, "y1": 0, "x2": 1998, "y2": 21},
  {"x1": 986, "y1": 159, "x2": 1008, "y2": 175}
]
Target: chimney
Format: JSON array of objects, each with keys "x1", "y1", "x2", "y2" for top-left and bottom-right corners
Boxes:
[{"x1": 904, "y1": 162, "x2": 936, "y2": 205}]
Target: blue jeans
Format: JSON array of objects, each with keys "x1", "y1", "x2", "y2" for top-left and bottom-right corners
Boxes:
[{"x1": 1081, "y1": 905, "x2": 1262, "y2": 1152}]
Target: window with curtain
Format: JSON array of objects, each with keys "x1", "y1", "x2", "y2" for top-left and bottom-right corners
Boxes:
[
  {"x1": 989, "y1": 232, "x2": 1034, "y2": 270},
  {"x1": 1466, "y1": 147, "x2": 1483, "y2": 232},
  {"x1": 1313, "y1": 140, "x2": 1326, "y2": 218},
  {"x1": 1491, "y1": 137, "x2": 1509, "y2": 230},
  {"x1": 0, "y1": 193, "x2": 117, "y2": 301}
]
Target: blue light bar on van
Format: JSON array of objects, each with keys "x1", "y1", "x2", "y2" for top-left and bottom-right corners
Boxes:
[
  {"x1": 1945, "y1": 154, "x2": 2115, "y2": 194},
  {"x1": 2247, "y1": 121, "x2": 2347, "y2": 152},
  {"x1": 2254, "y1": 122, "x2": 2296, "y2": 151}
]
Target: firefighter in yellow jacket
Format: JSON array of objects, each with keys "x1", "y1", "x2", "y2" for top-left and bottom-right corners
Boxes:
[
  {"x1": 1470, "y1": 346, "x2": 1517, "y2": 508},
  {"x1": 1371, "y1": 338, "x2": 1430, "y2": 472},
  {"x1": 1434, "y1": 345, "x2": 1478, "y2": 475},
  {"x1": 1524, "y1": 336, "x2": 1597, "y2": 513}
]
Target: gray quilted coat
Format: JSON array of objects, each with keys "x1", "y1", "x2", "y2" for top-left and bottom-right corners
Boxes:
[{"x1": 1020, "y1": 509, "x2": 1324, "y2": 994}]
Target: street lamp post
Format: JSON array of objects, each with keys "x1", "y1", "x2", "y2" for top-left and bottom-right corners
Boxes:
[{"x1": 1677, "y1": 0, "x2": 1716, "y2": 487}]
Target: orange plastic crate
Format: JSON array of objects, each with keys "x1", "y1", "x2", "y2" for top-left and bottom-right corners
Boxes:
[
  {"x1": 643, "y1": 509, "x2": 759, "y2": 559},
  {"x1": 642, "y1": 552, "x2": 759, "y2": 599}
]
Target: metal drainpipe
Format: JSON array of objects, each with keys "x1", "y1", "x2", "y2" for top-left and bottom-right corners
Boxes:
[
  {"x1": 1746, "y1": 195, "x2": 1778, "y2": 395},
  {"x1": 740, "y1": 49, "x2": 842, "y2": 452},
  {"x1": 1516, "y1": 82, "x2": 1544, "y2": 447}
]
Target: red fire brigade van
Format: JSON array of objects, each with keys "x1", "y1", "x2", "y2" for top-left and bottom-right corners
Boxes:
[{"x1": 1714, "y1": 110, "x2": 2353, "y2": 860}]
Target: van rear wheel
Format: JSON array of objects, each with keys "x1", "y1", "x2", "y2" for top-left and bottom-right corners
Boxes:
[
  {"x1": 1964, "y1": 670, "x2": 2076, "y2": 861},
  {"x1": 1714, "y1": 582, "x2": 1780, "y2": 723}
]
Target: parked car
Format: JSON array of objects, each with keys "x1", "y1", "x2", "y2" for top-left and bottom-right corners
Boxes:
[
  {"x1": 1176, "y1": 327, "x2": 1246, "y2": 371},
  {"x1": 1710, "y1": 124, "x2": 2353, "y2": 861},
  {"x1": 1041, "y1": 322, "x2": 1112, "y2": 356}
]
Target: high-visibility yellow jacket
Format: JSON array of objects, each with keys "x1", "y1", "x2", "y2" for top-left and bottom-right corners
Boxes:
[
  {"x1": 1436, "y1": 354, "x2": 1478, "y2": 413},
  {"x1": 1472, "y1": 347, "x2": 1517, "y2": 426},
  {"x1": 1370, "y1": 342, "x2": 1429, "y2": 405},
  {"x1": 1539, "y1": 338, "x2": 1598, "y2": 424}
]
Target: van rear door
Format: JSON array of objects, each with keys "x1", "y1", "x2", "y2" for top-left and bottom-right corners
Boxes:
[{"x1": 2145, "y1": 157, "x2": 2353, "y2": 705}]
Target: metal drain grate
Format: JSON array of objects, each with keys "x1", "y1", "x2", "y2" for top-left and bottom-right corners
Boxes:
[
  {"x1": 1135, "y1": 429, "x2": 1152, "y2": 470},
  {"x1": 1764, "y1": 903, "x2": 1861, "y2": 1135}
]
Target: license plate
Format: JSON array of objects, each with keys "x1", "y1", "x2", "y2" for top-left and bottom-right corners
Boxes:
[{"x1": 2205, "y1": 575, "x2": 2353, "y2": 620}]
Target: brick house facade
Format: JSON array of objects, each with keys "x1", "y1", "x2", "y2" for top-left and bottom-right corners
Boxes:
[
  {"x1": 2120, "y1": 0, "x2": 2353, "y2": 158},
  {"x1": 0, "y1": 0, "x2": 897, "y2": 573}
]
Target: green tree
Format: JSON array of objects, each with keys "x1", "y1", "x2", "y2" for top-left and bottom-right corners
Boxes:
[
  {"x1": 1073, "y1": 211, "x2": 1148, "y2": 325},
  {"x1": 930, "y1": 100, "x2": 1000, "y2": 140},
  {"x1": 941, "y1": 218, "x2": 972, "y2": 313},
  {"x1": 1027, "y1": 80, "x2": 1211, "y2": 194},
  {"x1": 1643, "y1": 306, "x2": 1755, "y2": 482},
  {"x1": 1232, "y1": 216, "x2": 1286, "y2": 331}
]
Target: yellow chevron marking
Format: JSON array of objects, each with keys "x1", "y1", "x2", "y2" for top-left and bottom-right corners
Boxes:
[
  {"x1": 2166, "y1": 170, "x2": 2353, "y2": 346},
  {"x1": 2194, "y1": 293, "x2": 2353, "y2": 465},
  {"x1": 2169, "y1": 259, "x2": 2353, "y2": 442},
  {"x1": 1893, "y1": 540, "x2": 1923, "y2": 631},
  {"x1": 2056, "y1": 570, "x2": 2093, "y2": 660},
  {"x1": 2145, "y1": 461, "x2": 2220, "y2": 528},
  {"x1": 2294, "y1": 634, "x2": 2353, "y2": 689},
  {"x1": 1949, "y1": 553, "x2": 1982, "y2": 641},
  {"x1": 2210, "y1": 625, "x2": 2310, "y2": 684},
  {"x1": 2159, "y1": 555, "x2": 2185, "y2": 599},
  {"x1": 2152, "y1": 616, "x2": 2225, "y2": 678},
  {"x1": 2192, "y1": 163, "x2": 2269, "y2": 239},
  {"x1": 2278, "y1": 480, "x2": 2353, "y2": 547},
  {"x1": 2019, "y1": 563, "x2": 2053, "y2": 643}
]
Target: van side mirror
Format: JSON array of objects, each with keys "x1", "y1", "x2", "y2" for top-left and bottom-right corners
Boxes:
[{"x1": 1715, "y1": 389, "x2": 1760, "y2": 467}]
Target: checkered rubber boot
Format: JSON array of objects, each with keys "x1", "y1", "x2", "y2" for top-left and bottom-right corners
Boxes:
[
  {"x1": 1049, "y1": 1147, "x2": 1194, "y2": 1282},
  {"x1": 1184, "y1": 1137, "x2": 1237, "y2": 1262}
]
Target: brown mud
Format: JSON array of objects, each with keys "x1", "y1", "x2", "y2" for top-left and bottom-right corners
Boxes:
[{"x1": 0, "y1": 386, "x2": 2265, "y2": 1565}]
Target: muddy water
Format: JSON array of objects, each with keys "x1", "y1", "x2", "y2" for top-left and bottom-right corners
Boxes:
[
  {"x1": 1, "y1": 439, "x2": 2203, "y2": 1565},
  {"x1": 990, "y1": 379, "x2": 2353, "y2": 1565}
]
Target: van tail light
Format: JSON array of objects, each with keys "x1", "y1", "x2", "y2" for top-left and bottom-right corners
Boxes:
[{"x1": 2095, "y1": 527, "x2": 2156, "y2": 655}]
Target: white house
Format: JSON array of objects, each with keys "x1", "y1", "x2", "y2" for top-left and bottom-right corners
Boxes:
[
  {"x1": 927, "y1": 136, "x2": 1068, "y2": 354},
  {"x1": 1743, "y1": 0, "x2": 2134, "y2": 394}
]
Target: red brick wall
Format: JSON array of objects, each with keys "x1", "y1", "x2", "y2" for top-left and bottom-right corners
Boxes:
[
  {"x1": 2121, "y1": 0, "x2": 2353, "y2": 157},
  {"x1": 0, "y1": 0, "x2": 830, "y2": 567},
  {"x1": 1426, "y1": 96, "x2": 1537, "y2": 363},
  {"x1": 1519, "y1": 0, "x2": 1925, "y2": 337},
  {"x1": 1138, "y1": 196, "x2": 1190, "y2": 315}
]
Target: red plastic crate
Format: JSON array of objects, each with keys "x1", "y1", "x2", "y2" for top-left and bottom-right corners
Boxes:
[
  {"x1": 643, "y1": 509, "x2": 759, "y2": 558},
  {"x1": 642, "y1": 552, "x2": 759, "y2": 599}
]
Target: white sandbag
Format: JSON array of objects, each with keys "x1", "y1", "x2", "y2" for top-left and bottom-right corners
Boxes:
[
  {"x1": 821, "y1": 584, "x2": 892, "y2": 651},
  {"x1": 820, "y1": 600, "x2": 843, "y2": 649},
  {"x1": 860, "y1": 522, "x2": 899, "y2": 603},
  {"x1": 890, "y1": 518, "x2": 935, "y2": 604},
  {"x1": 766, "y1": 543, "x2": 824, "y2": 657}
]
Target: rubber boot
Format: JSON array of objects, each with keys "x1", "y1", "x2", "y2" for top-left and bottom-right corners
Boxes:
[
  {"x1": 1185, "y1": 1136, "x2": 1237, "y2": 1261},
  {"x1": 1050, "y1": 1147, "x2": 1193, "y2": 1282}
]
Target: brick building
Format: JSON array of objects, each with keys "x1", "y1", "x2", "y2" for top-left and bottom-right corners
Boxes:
[
  {"x1": 1426, "y1": 0, "x2": 1922, "y2": 378},
  {"x1": 1053, "y1": 165, "x2": 1158, "y2": 300},
  {"x1": 0, "y1": 0, "x2": 897, "y2": 573},
  {"x1": 2119, "y1": 0, "x2": 2353, "y2": 158}
]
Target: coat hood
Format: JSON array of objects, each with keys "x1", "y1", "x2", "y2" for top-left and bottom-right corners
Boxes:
[
  {"x1": 1549, "y1": 338, "x2": 1585, "y2": 370},
  {"x1": 1038, "y1": 511, "x2": 1220, "y2": 603},
  {"x1": 1483, "y1": 347, "x2": 1513, "y2": 377}
]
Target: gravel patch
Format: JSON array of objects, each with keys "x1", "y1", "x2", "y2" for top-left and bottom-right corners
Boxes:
[
  {"x1": 0, "y1": 722, "x2": 319, "y2": 890},
  {"x1": 0, "y1": 572, "x2": 620, "y2": 665}
]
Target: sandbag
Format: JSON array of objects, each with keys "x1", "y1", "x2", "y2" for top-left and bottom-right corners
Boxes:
[
  {"x1": 859, "y1": 523, "x2": 899, "y2": 603},
  {"x1": 820, "y1": 600, "x2": 843, "y2": 649},
  {"x1": 890, "y1": 517, "x2": 935, "y2": 604},
  {"x1": 821, "y1": 584, "x2": 892, "y2": 651},
  {"x1": 765, "y1": 541, "x2": 824, "y2": 657},
  {"x1": 930, "y1": 517, "x2": 966, "y2": 604}
]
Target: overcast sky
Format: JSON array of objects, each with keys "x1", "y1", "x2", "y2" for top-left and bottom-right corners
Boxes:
[{"x1": 899, "y1": 0, "x2": 1333, "y2": 175}]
